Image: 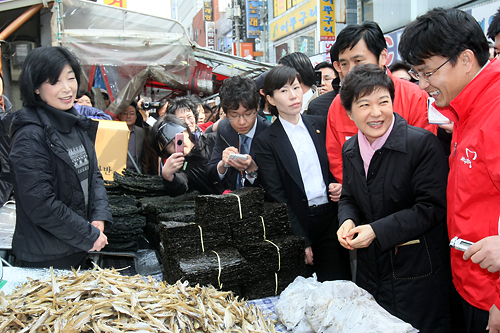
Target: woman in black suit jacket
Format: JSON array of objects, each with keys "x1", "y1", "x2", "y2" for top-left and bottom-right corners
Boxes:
[{"x1": 253, "y1": 66, "x2": 350, "y2": 282}]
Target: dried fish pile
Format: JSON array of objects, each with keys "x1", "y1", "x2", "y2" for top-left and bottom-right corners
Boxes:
[{"x1": 0, "y1": 266, "x2": 276, "y2": 332}]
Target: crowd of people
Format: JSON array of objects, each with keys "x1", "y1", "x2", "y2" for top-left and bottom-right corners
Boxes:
[{"x1": 1, "y1": 5, "x2": 500, "y2": 333}]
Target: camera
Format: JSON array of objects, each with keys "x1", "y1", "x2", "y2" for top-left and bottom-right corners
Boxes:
[{"x1": 142, "y1": 101, "x2": 161, "y2": 110}]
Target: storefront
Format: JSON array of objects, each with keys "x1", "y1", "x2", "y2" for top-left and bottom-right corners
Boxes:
[{"x1": 269, "y1": 0, "x2": 318, "y2": 62}]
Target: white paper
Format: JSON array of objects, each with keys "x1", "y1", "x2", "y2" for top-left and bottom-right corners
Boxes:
[{"x1": 427, "y1": 97, "x2": 451, "y2": 125}]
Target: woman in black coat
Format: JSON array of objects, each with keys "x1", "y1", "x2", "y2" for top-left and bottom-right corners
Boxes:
[
  {"x1": 10, "y1": 47, "x2": 112, "y2": 269},
  {"x1": 336, "y1": 65, "x2": 451, "y2": 332},
  {"x1": 254, "y1": 65, "x2": 350, "y2": 282}
]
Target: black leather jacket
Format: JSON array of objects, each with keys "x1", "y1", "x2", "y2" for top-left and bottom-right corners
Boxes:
[{"x1": 10, "y1": 106, "x2": 112, "y2": 262}]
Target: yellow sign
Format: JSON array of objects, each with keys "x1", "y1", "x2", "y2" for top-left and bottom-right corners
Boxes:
[
  {"x1": 105, "y1": 0, "x2": 126, "y2": 8},
  {"x1": 274, "y1": 0, "x2": 288, "y2": 17},
  {"x1": 292, "y1": 0, "x2": 305, "y2": 6},
  {"x1": 320, "y1": 0, "x2": 335, "y2": 41},
  {"x1": 271, "y1": 0, "x2": 317, "y2": 41}
]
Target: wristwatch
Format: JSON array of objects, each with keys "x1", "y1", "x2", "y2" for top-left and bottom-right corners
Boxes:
[{"x1": 246, "y1": 169, "x2": 258, "y2": 178}]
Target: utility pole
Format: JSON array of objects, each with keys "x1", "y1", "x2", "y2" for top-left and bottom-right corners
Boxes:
[{"x1": 232, "y1": 0, "x2": 241, "y2": 56}]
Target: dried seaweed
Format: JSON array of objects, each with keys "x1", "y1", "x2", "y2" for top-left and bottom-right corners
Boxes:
[
  {"x1": 195, "y1": 187, "x2": 265, "y2": 226},
  {"x1": 241, "y1": 268, "x2": 305, "y2": 300},
  {"x1": 158, "y1": 221, "x2": 231, "y2": 258},
  {"x1": 163, "y1": 247, "x2": 247, "y2": 292},
  {"x1": 105, "y1": 170, "x2": 167, "y2": 197},
  {"x1": 236, "y1": 235, "x2": 305, "y2": 274},
  {"x1": 158, "y1": 210, "x2": 196, "y2": 223}
]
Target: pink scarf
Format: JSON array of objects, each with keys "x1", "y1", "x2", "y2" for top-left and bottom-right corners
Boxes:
[{"x1": 358, "y1": 114, "x2": 395, "y2": 178}]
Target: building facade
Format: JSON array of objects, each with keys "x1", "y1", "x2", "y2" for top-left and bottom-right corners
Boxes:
[{"x1": 266, "y1": 0, "x2": 499, "y2": 64}]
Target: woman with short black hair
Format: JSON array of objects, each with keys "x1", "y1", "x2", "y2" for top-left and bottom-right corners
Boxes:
[
  {"x1": 10, "y1": 46, "x2": 112, "y2": 269},
  {"x1": 254, "y1": 65, "x2": 351, "y2": 282}
]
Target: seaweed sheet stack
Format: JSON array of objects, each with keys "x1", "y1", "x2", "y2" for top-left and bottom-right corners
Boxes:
[
  {"x1": 105, "y1": 171, "x2": 198, "y2": 253},
  {"x1": 160, "y1": 187, "x2": 306, "y2": 300},
  {"x1": 140, "y1": 192, "x2": 198, "y2": 252},
  {"x1": 104, "y1": 194, "x2": 146, "y2": 252}
]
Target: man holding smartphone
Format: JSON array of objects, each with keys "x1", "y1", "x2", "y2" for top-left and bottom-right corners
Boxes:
[
  {"x1": 206, "y1": 76, "x2": 270, "y2": 191},
  {"x1": 399, "y1": 8, "x2": 500, "y2": 332}
]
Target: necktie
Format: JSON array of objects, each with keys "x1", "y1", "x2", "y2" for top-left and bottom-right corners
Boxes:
[
  {"x1": 240, "y1": 134, "x2": 250, "y2": 155},
  {"x1": 236, "y1": 135, "x2": 251, "y2": 189}
]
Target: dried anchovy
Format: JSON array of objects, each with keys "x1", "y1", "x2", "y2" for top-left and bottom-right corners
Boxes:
[{"x1": 0, "y1": 266, "x2": 276, "y2": 332}]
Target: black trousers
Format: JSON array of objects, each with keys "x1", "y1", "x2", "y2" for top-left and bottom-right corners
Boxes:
[
  {"x1": 304, "y1": 202, "x2": 351, "y2": 282},
  {"x1": 459, "y1": 294, "x2": 489, "y2": 333},
  {"x1": 16, "y1": 251, "x2": 88, "y2": 270}
]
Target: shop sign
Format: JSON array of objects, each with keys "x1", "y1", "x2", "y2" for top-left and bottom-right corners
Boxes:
[
  {"x1": 240, "y1": 43, "x2": 254, "y2": 58},
  {"x1": 320, "y1": 0, "x2": 335, "y2": 41},
  {"x1": 246, "y1": 0, "x2": 264, "y2": 38},
  {"x1": 105, "y1": 0, "x2": 126, "y2": 8},
  {"x1": 204, "y1": 0, "x2": 213, "y2": 22},
  {"x1": 206, "y1": 21, "x2": 216, "y2": 50},
  {"x1": 271, "y1": 1, "x2": 317, "y2": 41}
]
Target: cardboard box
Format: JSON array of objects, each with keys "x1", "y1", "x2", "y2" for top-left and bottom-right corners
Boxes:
[{"x1": 94, "y1": 120, "x2": 129, "y2": 181}]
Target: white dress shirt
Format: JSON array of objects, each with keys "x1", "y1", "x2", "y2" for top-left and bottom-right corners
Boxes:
[
  {"x1": 218, "y1": 118, "x2": 258, "y2": 185},
  {"x1": 280, "y1": 115, "x2": 328, "y2": 206}
]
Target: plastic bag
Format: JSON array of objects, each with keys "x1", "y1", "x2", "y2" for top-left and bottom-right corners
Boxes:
[{"x1": 276, "y1": 276, "x2": 418, "y2": 333}]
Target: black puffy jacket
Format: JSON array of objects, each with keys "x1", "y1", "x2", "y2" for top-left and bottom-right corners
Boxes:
[
  {"x1": 10, "y1": 106, "x2": 112, "y2": 262},
  {"x1": 0, "y1": 95, "x2": 14, "y2": 205}
]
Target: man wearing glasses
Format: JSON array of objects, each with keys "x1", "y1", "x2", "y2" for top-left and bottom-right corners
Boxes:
[
  {"x1": 488, "y1": 8, "x2": 500, "y2": 59},
  {"x1": 325, "y1": 21, "x2": 436, "y2": 184},
  {"x1": 400, "y1": 8, "x2": 500, "y2": 333},
  {"x1": 206, "y1": 76, "x2": 270, "y2": 191}
]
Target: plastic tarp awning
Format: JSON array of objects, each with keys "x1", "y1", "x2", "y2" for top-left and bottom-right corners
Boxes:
[{"x1": 55, "y1": 0, "x2": 273, "y2": 116}]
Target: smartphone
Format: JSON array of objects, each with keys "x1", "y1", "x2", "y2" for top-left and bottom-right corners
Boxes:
[
  {"x1": 224, "y1": 153, "x2": 248, "y2": 167},
  {"x1": 174, "y1": 133, "x2": 184, "y2": 154},
  {"x1": 315, "y1": 70, "x2": 322, "y2": 87},
  {"x1": 449, "y1": 236, "x2": 474, "y2": 252}
]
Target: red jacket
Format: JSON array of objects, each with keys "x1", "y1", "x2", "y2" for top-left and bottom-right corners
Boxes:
[
  {"x1": 326, "y1": 69, "x2": 437, "y2": 183},
  {"x1": 436, "y1": 59, "x2": 500, "y2": 311}
]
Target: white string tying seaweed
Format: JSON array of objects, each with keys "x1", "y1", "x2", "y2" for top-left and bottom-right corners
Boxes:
[
  {"x1": 212, "y1": 250, "x2": 223, "y2": 289},
  {"x1": 227, "y1": 193, "x2": 243, "y2": 219},
  {"x1": 260, "y1": 216, "x2": 282, "y2": 295},
  {"x1": 197, "y1": 224, "x2": 205, "y2": 253}
]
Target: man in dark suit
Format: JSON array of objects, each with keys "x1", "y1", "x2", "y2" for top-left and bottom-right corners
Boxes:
[
  {"x1": 205, "y1": 76, "x2": 270, "y2": 191},
  {"x1": 306, "y1": 76, "x2": 340, "y2": 118},
  {"x1": 254, "y1": 66, "x2": 350, "y2": 282}
]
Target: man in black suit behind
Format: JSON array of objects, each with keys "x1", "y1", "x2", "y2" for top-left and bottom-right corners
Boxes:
[{"x1": 206, "y1": 76, "x2": 270, "y2": 191}]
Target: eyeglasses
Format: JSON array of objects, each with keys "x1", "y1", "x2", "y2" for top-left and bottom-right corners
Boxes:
[
  {"x1": 408, "y1": 58, "x2": 451, "y2": 82},
  {"x1": 227, "y1": 111, "x2": 257, "y2": 122}
]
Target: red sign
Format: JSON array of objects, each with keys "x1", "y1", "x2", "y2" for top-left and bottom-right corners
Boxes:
[{"x1": 240, "y1": 43, "x2": 253, "y2": 58}]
